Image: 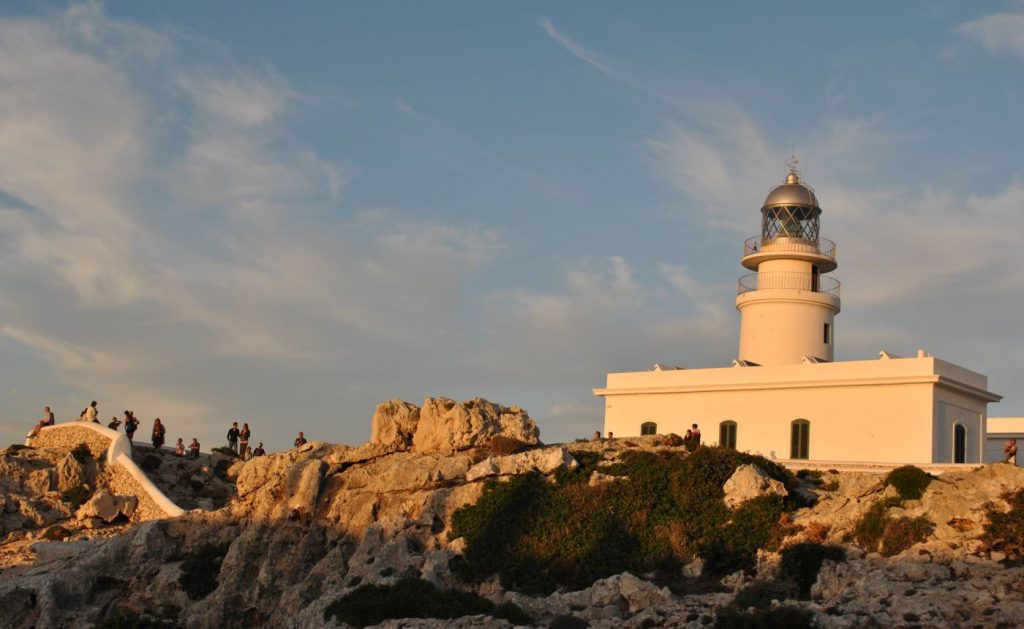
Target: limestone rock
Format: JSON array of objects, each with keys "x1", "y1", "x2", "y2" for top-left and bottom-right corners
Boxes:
[
  {"x1": 466, "y1": 447, "x2": 576, "y2": 482},
  {"x1": 75, "y1": 490, "x2": 131, "y2": 523},
  {"x1": 413, "y1": 397, "x2": 540, "y2": 455},
  {"x1": 24, "y1": 470, "x2": 52, "y2": 496},
  {"x1": 286, "y1": 458, "x2": 326, "y2": 517},
  {"x1": 55, "y1": 455, "x2": 85, "y2": 492},
  {"x1": 371, "y1": 399, "x2": 421, "y2": 451},
  {"x1": 722, "y1": 464, "x2": 788, "y2": 509}
]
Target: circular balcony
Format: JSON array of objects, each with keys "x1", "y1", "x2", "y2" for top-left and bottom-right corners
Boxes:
[
  {"x1": 741, "y1": 236, "x2": 837, "y2": 272},
  {"x1": 737, "y1": 272, "x2": 841, "y2": 298}
]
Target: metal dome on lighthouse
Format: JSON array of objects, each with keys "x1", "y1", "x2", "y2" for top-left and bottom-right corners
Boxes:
[{"x1": 736, "y1": 157, "x2": 841, "y2": 366}]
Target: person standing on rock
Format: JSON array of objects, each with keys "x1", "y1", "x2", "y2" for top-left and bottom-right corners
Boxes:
[
  {"x1": 84, "y1": 400, "x2": 98, "y2": 423},
  {"x1": 1005, "y1": 439, "x2": 1018, "y2": 465},
  {"x1": 691, "y1": 424, "x2": 701, "y2": 446},
  {"x1": 239, "y1": 422, "x2": 251, "y2": 456},
  {"x1": 152, "y1": 418, "x2": 167, "y2": 450},
  {"x1": 189, "y1": 438, "x2": 200, "y2": 458},
  {"x1": 124, "y1": 411, "x2": 139, "y2": 443},
  {"x1": 227, "y1": 422, "x2": 240, "y2": 454},
  {"x1": 294, "y1": 431, "x2": 307, "y2": 448},
  {"x1": 253, "y1": 442, "x2": 265, "y2": 457},
  {"x1": 108, "y1": 416, "x2": 121, "y2": 431}
]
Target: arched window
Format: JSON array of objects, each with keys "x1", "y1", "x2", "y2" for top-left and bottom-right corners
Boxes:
[
  {"x1": 719, "y1": 420, "x2": 737, "y2": 450},
  {"x1": 790, "y1": 419, "x2": 810, "y2": 460},
  {"x1": 953, "y1": 423, "x2": 966, "y2": 463},
  {"x1": 640, "y1": 422, "x2": 657, "y2": 436}
]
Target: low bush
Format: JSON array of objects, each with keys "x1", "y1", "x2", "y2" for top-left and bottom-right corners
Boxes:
[
  {"x1": 70, "y1": 442, "x2": 92, "y2": 463},
  {"x1": 452, "y1": 447, "x2": 795, "y2": 593},
  {"x1": 61, "y1": 484, "x2": 93, "y2": 508},
  {"x1": 40, "y1": 525, "x2": 71, "y2": 541},
  {"x1": 795, "y1": 469, "x2": 823, "y2": 482},
  {"x1": 880, "y1": 516, "x2": 934, "y2": 557},
  {"x1": 983, "y1": 488, "x2": 1024, "y2": 560},
  {"x1": 884, "y1": 465, "x2": 932, "y2": 500},
  {"x1": 488, "y1": 435, "x2": 527, "y2": 456},
  {"x1": 178, "y1": 544, "x2": 229, "y2": 600},
  {"x1": 733, "y1": 579, "x2": 799, "y2": 610},
  {"x1": 852, "y1": 497, "x2": 901, "y2": 551},
  {"x1": 778, "y1": 542, "x2": 846, "y2": 598},
  {"x1": 714, "y1": 605, "x2": 814, "y2": 628},
  {"x1": 322, "y1": 577, "x2": 532, "y2": 627}
]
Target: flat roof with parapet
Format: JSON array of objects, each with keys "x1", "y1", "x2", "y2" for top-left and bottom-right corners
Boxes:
[{"x1": 595, "y1": 352, "x2": 1000, "y2": 403}]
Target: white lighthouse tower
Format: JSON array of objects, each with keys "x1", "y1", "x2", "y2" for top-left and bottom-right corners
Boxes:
[{"x1": 736, "y1": 162, "x2": 840, "y2": 365}]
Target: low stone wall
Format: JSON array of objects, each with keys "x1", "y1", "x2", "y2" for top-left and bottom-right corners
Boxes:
[
  {"x1": 29, "y1": 424, "x2": 112, "y2": 460},
  {"x1": 27, "y1": 423, "x2": 186, "y2": 520}
]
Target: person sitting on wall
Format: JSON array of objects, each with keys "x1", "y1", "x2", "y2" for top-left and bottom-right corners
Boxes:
[
  {"x1": 84, "y1": 400, "x2": 98, "y2": 423},
  {"x1": 1005, "y1": 439, "x2": 1018, "y2": 465},
  {"x1": 30, "y1": 405, "x2": 56, "y2": 437}
]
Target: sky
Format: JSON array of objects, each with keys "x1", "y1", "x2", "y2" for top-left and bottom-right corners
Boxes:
[{"x1": 1, "y1": 1, "x2": 1023, "y2": 452}]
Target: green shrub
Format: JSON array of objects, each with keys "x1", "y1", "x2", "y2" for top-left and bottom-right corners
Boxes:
[
  {"x1": 322, "y1": 577, "x2": 532, "y2": 627},
  {"x1": 61, "y1": 484, "x2": 93, "y2": 508},
  {"x1": 70, "y1": 442, "x2": 92, "y2": 463},
  {"x1": 178, "y1": 544, "x2": 229, "y2": 600},
  {"x1": 778, "y1": 543, "x2": 846, "y2": 598},
  {"x1": 852, "y1": 497, "x2": 901, "y2": 551},
  {"x1": 880, "y1": 516, "x2": 934, "y2": 557},
  {"x1": 983, "y1": 488, "x2": 1024, "y2": 560},
  {"x1": 452, "y1": 447, "x2": 794, "y2": 593},
  {"x1": 733, "y1": 579, "x2": 799, "y2": 610},
  {"x1": 714, "y1": 605, "x2": 814, "y2": 628},
  {"x1": 884, "y1": 465, "x2": 932, "y2": 500},
  {"x1": 795, "y1": 469, "x2": 823, "y2": 481}
]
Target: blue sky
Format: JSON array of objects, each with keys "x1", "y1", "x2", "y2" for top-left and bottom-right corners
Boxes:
[{"x1": 1, "y1": 1, "x2": 1023, "y2": 451}]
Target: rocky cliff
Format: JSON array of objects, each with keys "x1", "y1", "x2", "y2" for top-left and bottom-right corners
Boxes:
[{"x1": 1, "y1": 398, "x2": 1023, "y2": 628}]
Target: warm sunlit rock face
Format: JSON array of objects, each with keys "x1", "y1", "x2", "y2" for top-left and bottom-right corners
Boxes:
[{"x1": 3, "y1": 402, "x2": 1024, "y2": 628}]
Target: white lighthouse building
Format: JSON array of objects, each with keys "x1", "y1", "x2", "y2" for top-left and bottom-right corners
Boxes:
[{"x1": 595, "y1": 164, "x2": 1001, "y2": 464}]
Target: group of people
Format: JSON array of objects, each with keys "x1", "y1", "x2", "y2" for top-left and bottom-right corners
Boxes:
[{"x1": 225, "y1": 422, "x2": 267, "y2": 460}]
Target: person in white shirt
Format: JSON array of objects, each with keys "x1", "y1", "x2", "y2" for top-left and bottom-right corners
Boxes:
[{"x1": 83, "y1": 401, "x2": 98, "y2": 423}]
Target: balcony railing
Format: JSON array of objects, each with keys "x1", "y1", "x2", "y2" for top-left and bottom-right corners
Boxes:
[
  {"x1": 738, "y1": 272, "x2": 841, "y2": 298},
  {"x1": 743, "y1": 236, "x2": 836, "y2": 261}
]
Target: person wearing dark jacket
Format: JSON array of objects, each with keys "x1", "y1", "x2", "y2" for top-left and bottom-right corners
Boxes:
[{"x1": 227, "y1": 422, "x2": 240, "y2": 454}]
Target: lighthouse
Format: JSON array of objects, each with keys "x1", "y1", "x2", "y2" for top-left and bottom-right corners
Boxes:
[{"x1": 736, "y1": 163, "x2": 840, "y2": 365}]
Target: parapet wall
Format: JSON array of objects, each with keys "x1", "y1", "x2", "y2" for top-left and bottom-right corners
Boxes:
[{"x1": 27, "y1": 422, "x2": 186, "y2": 519}]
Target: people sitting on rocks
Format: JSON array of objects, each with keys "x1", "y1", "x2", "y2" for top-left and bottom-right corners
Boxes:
[
  {"x1": 227, "y1": 422, "x2": 240, "y2": 454},
  {"x1": 1005, "y1": 439, "x2": 1018, "y2": 465},
  {"x1": 294, "y1": 431, "x2": 307, "y2": 448},
  {"x1": 243, "y1": 445, "x2": 253, "y2": 460},
  {"x1": 607, "y1": 431, "x2": 614, "y2": 440},
  {"x1": 189, "y1": 438, "x2": 200, "y2": 458},
  {"x1": 682, "y1": 424, "x2": 701, "y2": 452},
  {"x1": 240, "y1": 422, "x2": 251, "y2": 456},
  {"x1": 253, "y1": 442, "x2": 265, "y2": 457},
  {"x1": 124, "y1": 411, "x2": 139, "y2": 442},
  {"x1": 30, "y1": 405, "x2": 55, "y2": 437},
  {"x1": 591, "y1": 430, "x2": 602, "y2": 442},
  {"x1": 108, "y1": 416, "x2": 121, "y2": 431},
  {"x1": 174, "y1": 438, "x2": 186, "y2": 456},
  {"x1": 152, "y1": 418, "x2": 166, "y2": 449},
  {"x1": 84, "y1": 400, "x2": 98, "y2": 423}
]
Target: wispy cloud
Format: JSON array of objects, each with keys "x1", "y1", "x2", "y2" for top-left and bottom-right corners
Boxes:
[{"x1": 956, "y1": 9, "x2": 1024, "y2": 60}]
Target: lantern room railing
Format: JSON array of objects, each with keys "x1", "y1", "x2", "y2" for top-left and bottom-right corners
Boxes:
[
  {"x1": 738, "y1": 272, "x2": 841, "y2": 298},
  {"x1": 743, "y1": 236, "x2": 836, "y2": 261}
]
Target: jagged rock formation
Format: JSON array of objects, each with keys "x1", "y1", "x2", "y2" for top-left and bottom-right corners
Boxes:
[
  {"x1": 722, "y1": 463, "x2": 789, "y2": 509},
  {"x1": 4, "y1": 400, "x2": 1024, "y2": 628}
]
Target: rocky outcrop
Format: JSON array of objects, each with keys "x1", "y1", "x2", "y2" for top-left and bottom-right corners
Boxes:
[
  {"x1": 465, "y1": 447, "x2": 577, "y2": 482},
  {"x1": 55, "y1": 455, "x2": 85, "y2": 492},
  {"x1": 76, "y1": 490, "x2": 138, "y2": 524},
  {"x1": 413, "y1": 397, "x2": 540, "y2": 455},
  {"x1": 722, "y1": 463, "x2": 788, "y2": 509},
  {"x1": 371, "y1": 399, "x2": 421, "y2": 451}
]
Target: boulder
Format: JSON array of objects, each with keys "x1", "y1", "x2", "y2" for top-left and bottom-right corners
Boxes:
[
  {"x1": 722, "y1": 464, "x2": 788, "y2": 509},
  {"x1": 56, "y1": 455, "x2": 85, "y2": 492},
  {"x1": 465, "y1": 447, "x2": 576, "y2": 482},
  {"x1": 413, "y1": 397, "x2": 540, "y2": 455},
  {"x1": 75, "y1": 490, "x2": 133, "y2": 523},
  {"x1": 371, "y1": 399, "x2": 421, "y2": 451},
  {"x1": 24, "y1": 470, "x2": 53, "y2": 496}
]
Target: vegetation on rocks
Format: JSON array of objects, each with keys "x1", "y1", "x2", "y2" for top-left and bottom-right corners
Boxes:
[
  {"x1": 778, "y1": 542, "x2": 846, "y2": 598},
  {"x1": 322, "y1": 577, "x2": 532, "y2": 627},
  {"x1": 452, "y1": 447, "x2": 794, "y2": 593},
  {"x1": 983, "y1": 488, "x2": 1024, "y2": 561},
  {"x1": 883, "y1": 465, "x2": 932, "y2": 500},
  {"x1": 852, "y1": 497, "x2": 933, "y2": 556}
]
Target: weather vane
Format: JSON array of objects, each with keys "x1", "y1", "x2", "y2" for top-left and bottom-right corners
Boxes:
[{"x1": 786, "y1": 145, "x2": 800, "y2": 177}]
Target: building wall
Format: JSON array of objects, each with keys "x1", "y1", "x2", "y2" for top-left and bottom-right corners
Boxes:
[
  {"x1": 602, "y1": 382, "x2": 935, "y2": 463},
  {"x1": 932, "y1": 388, "x2": 986, "y2": 463}
]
